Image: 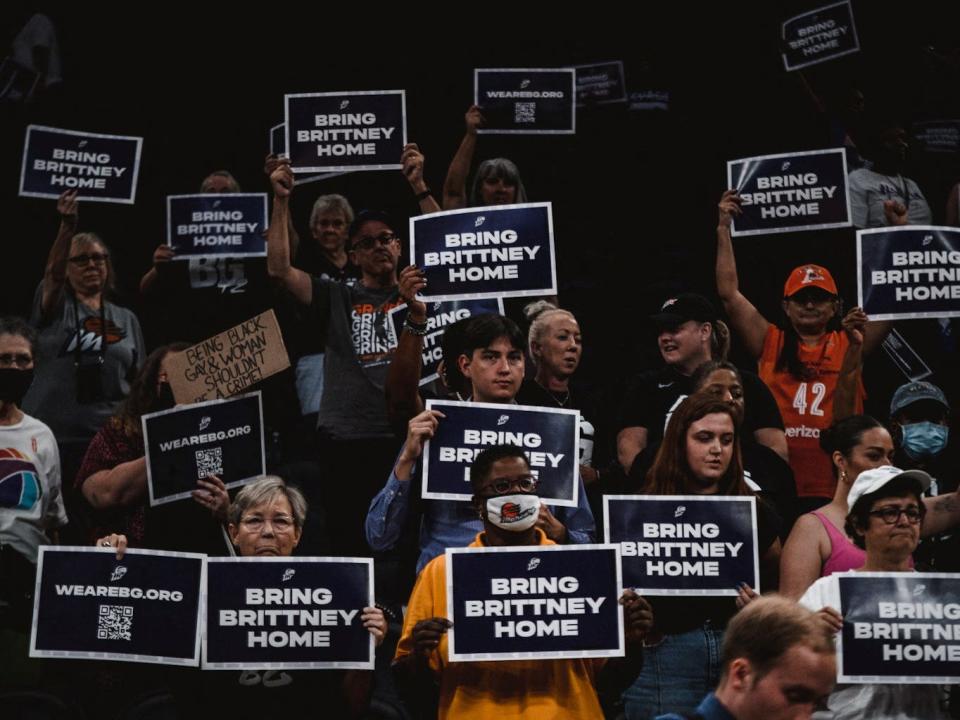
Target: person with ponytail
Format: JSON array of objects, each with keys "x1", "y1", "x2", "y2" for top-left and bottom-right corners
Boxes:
[{"x1": 715, "y1": 190, "x2": 890, "y2": 511}]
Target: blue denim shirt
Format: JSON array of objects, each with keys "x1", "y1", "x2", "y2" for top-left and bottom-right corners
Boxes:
[
  {"x1": 365, "y1": 458, "x2": 596, "y2": 573},
  {"x1": 656, "y1": 692, "x2": 735, "y2": 720}
]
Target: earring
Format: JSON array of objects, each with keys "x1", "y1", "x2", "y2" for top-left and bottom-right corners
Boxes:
[{"x1": 840, "y1": 470, "x2": 847, "y2": 483}]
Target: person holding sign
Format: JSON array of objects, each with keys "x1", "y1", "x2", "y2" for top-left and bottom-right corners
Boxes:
[
  {"x1": 441, "y1": 105, "x2": 528, "y2": 210},
  {"x1": 0, "y1": 317, "x2": 66, "y2": 636},
  {"x1": 656, "y1": 596, "x2": 836, "y2": 720},
  {"x1": 367, "y1": 313, "x2": 596, "y2": 573},
  {"x1": 75, "y1": 343, "x2": 231, "y2": 554},
  {"x1": 716, "y1": 190, "x2": 890, "y2": 510},
  {"x1": 23, "y1": 190, "x2": 145, "y2": 501},
  {"x1": 799, "y1": 465, "x2": 949, "y2": 719},
  {"x1": 622, "y1": 394, "x2": 782, "y2": 720},
  {"x1": 267, "y1": 158, "x2": 422, "y2": 555},
  {"x1": 393, "y1": 444, "x2": 653, "y2": 719}
]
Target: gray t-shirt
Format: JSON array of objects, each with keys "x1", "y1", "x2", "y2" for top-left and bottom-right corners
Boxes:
[
  {"x1": 311, "y1": 277, "x2": 402, "y2": 439},
  {"x1": 847, "y1": 168, "x2": 932, "y2": 228},
  {"x1": 23, "y1": 286, "x2": 145, "y2": 444}
]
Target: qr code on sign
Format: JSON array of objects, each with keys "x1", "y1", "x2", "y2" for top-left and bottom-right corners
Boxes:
[
  {"x1": 195, "y1": 447, "x2": 223, "y2": 478},
  {"x1": 97, "y1": 605, "x2": 133, "y2": 641},
  {"x1": 514, "y1": 102, "x2": 536, "y2": 123}
]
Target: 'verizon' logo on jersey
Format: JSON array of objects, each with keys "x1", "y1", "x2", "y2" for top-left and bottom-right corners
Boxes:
[{"x1": 0, "y1": 448, "x2": 41, "y2": 511}]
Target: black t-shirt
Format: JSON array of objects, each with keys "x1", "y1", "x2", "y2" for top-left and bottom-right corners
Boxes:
[
  {"x1": 516, "y1": 378, "x2": 598, "y2": 467},
  {"x1": 618, "y1": 365, "x2": 784, "y2": 445}
]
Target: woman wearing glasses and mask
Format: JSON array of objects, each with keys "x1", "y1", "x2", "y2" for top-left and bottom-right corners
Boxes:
[{"x1": 23, "y1": 190, "x2": 145, "y2": 496}]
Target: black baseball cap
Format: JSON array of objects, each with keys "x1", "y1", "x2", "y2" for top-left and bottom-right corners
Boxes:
[
  {"x1": 348, "y1": 209, "x2": 396, "y2": 240},
  {"x1": 651, "y1": 293, "x2": 717, "y2": 328}
]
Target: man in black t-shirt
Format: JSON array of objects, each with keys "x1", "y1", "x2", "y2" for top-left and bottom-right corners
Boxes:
[{"x1": 616, "y1": 294, "x2": 787, "y2": 477}]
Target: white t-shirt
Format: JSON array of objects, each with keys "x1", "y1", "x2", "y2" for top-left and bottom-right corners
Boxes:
[
  {"x1": 800, "y1": 574, "x2": 947, "y2": 720},
  {"x1": 0, "y1": 413, "x2": 67, "y2": 563},
  {"x1": 847, "y1": 168, "x2": 932, "y2": 228}
]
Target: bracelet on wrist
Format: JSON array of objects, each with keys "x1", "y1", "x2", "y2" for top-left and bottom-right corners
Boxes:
[
  {"x1": 404, "y1": 316, "x2": 429, "y2": 336},
  {"x1": 414, "y1": 188, "x2": 433, "y2": 201}
]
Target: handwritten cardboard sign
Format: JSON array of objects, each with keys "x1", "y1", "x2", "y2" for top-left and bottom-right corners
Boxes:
[{"x1": 167, "y1": 310, "x2": 290, "y2": 404}]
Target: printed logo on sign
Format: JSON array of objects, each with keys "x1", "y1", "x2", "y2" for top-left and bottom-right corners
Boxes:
[
  {"x1": 781, "y1": 161, "x2": 791, "y2": 171},
  {"x1": 497, "y1": 414, "x2": 510, "y2": 426},
  {"x1": 111, "y1": 566, "x2": 127, "y2": 582},
  {"x1": 98, "y1": 605, "x2": 133, "y2": 641},
  {"x1": 801, "y1": 266, "x2": 825, "y2": 285},
  {"x1": 433, "y1": 301, "x2": 443, "y2": 312},
  {"x1": 78, "y1": 140, "x2": 88, "y2": 149},
  {"x1": 282, "y1": 568, "x2": 296, "y2": 582},
  {"x1": 923, "y1": 234, "x2": 933, "y2": 246},
  {"x1": 674, "y1": 506, "x2": 686, "y2": 518},
  {"x1": 520, "y1": 79, "x2": 531, "y2": 89},
  {"x1": 475, "y1": 216, "x2": 485, "y2": 227},
  {"x1": 340, "y1": 100, "x2": 350, "y2": 110},
  {"x1": 913, "y1": 584, "x2": 926, "y2": 596},
  {"x1": 212, "y1": 199, "x2": 221, "y2": 209},
  {"x1": 199, "y1": 416, "x2": 211, "y2": 432},
  {"x1": 527, "y1": 558, "x2": 541, "y2": 571}
]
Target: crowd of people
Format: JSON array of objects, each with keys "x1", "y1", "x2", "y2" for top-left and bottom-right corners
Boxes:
[{"x1": 3, "y1": 45, "x2": 960, "y2": 720}]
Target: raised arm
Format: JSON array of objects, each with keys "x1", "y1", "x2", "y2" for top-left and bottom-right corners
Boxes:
[
  {"x1": 402, "y1": 143, "x2": 441, "y2": 215},
  {"x1": 139, "y1": 245, "x2": 175, "y2": 295},
  {"x1": 266, "y1": 159, "x2": 312, "y2": 305},
  {"x1": 385, "y1": 266, "x2": 428, "y2": 430},
  {"x1": 716, "y1": 190, "x2": 770, "y2": 358},
  {"x1": 42, "y1": 190, "x2": 79, "y2": 317},
  {"x1": 442, "y1": 105, "x2": 484, "y2": 210},
  {"x1": 833, "y1": 307, "x2": 866, "y2": 421}
]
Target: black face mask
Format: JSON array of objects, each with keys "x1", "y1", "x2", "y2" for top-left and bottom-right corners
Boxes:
[
  {"x1": 0, "y1": 368, "x2": 34, "y2": 405},
  {"x1": 155, "y1": 382, "x2": 176, "y2": 411}
]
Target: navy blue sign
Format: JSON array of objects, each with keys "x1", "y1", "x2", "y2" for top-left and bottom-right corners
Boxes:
[
  {"x1": 474, "y1": 69, "x2": 575, "y2": 134},
  {"x1": 857, "y1": 226, "x2": 960, "y2": 321},
  {"x1": 604, "y1": 496, "x2": 759, "y2": 596},
  {"x1": 30, "y1": 547, "x2": 203, "y2": 665},
  {"x1": 575, "y1": 61, "x2": 627, "y2": 105},
  {"x1": 284, "y1": 91, "x2": 406, "y2": 173},
  {"x1": 410, "y1": 203, "x2": 557, "y2": 301},
  {"x1": 422, "y1": 400, "x2": 579, "y2": 506},
  {"x1": 142, "y1": 391, "x2": 265, "y2": 506},
  {"x1": 781, "y1": 1, "x2": 859, "y2": 72},
  {"x1": 204, "y1": 557, "x2": 374, "y2": 669},
  {"x1": 881, "y1": 329, "x2": 932, "y2": 382},
  {"x1": 19, "y1": 124, "x2": 143, "y2": 204},
  {"x1": 387, "y1": 298, "x2": 504, "y2": 386},
  {"x1": 838, "y1": 573, "x2": 960, "y2": 683},
  {"x1": 913, "y1": 121, "x2": 960, "y2": 155},
  {"x1": 728, "y1": 148, "x2": 851, "y2": 236},
  {"x1": 447, "y1": 544, "x2": 623, "y2": 661},
  {"x1": 167, "y1": 194, "x2": 268, "y2": 259}
]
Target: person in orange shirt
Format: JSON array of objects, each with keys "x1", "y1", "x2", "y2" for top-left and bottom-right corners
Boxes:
[
  {"x1": 392, "y1": 444, "x2": 653, "y2": 720},
  {"x1": 715, "y1": 190, "x2": 890, "y2": 511}
]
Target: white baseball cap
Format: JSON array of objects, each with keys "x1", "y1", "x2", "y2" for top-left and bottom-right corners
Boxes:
[{"x1": 847, "y1": 466, "x2": 932, "y2": 510}]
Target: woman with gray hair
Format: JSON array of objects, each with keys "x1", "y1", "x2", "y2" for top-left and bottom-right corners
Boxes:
[
  {"x1": 23, "y1": 190, "x2": 144, "y2": 497},
  {"x1": 442, "y1": 104, "x2": 529, "y2": 209}
]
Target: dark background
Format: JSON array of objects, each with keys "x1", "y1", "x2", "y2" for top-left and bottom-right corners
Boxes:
[{"x1": 4, "y1": 2, "x2": 960, "y2": 430}]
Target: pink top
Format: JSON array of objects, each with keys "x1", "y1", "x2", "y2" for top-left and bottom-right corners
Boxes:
[{"x1": 812, "y1": 511, "x2": 866, "y2": 577}]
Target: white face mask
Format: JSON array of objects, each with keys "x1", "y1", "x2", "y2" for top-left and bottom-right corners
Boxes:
[{"x1": 485, "y1": 494, "x2": 540, "y2": 532}]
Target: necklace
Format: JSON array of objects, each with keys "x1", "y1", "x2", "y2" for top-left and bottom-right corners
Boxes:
[{"x1": 547, "y1": 387, "x2": 571, "y2": 408}]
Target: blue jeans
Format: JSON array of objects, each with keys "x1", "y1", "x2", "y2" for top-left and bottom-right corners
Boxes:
[{"x1": 622, "y1": 625, "x2": 724, "y2": 720}]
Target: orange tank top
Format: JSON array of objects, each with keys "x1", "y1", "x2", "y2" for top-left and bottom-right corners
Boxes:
[{"x1": 758, "y1": 326, "x2": 864, "y2": 498}]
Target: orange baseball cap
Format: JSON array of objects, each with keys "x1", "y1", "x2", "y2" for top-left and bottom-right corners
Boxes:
[{"x1": 783, "y1": 264, "x2": 838, "y2": 297}]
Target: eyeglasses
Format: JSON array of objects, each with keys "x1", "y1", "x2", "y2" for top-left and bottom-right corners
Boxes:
[
  {"x1": 0, "y1": 353, "x2": 32, "y2": 368},
  {"x1": 480, "y1": 475, "x2": 538, "y2": 496},
  {"x1": 68, "y1": 253, "x2": 109, "y2": 266},
  {"x1": 868, "y1": 506, "x2": 923, "y2": 525},
  {"x1": 239, "y1": 515, "x2": 296, "y2": 533},
  {"x1": 353, "y1": 233, "x2": 398, "y2": 251}
]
